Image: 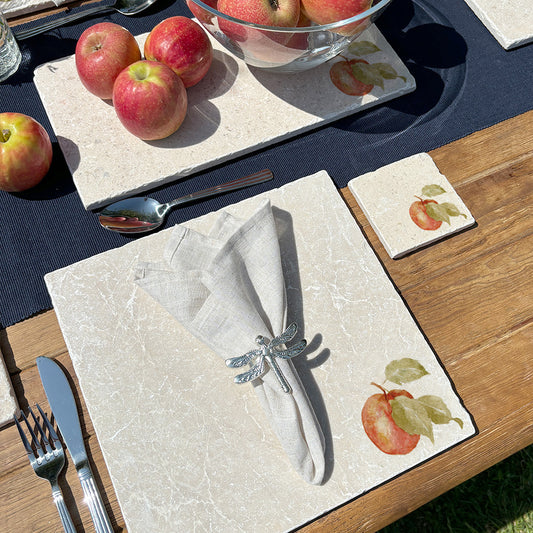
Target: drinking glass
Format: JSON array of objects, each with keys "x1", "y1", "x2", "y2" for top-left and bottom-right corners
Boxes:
[{"x1": 0, "y1": 10, "x2": 21, "y2": 82}]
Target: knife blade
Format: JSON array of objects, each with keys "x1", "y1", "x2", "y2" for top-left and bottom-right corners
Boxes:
[{"x1": 37, "y1": 356, "x2": 114, "y2": 533}]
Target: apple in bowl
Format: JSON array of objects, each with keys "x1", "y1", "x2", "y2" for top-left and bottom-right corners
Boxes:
[
  {"x1": 112, "y1": 60, "x2": 188, "y2": 141},
  {"x1": 0, "y1": 113, "x2": 53, "y2": 192},
  {"x1": 75, "y1": 22, "x2": 141, "y2": 100}
]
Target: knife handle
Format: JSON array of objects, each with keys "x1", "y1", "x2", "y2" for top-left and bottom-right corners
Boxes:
[{"x1": 79, "y1": 466, "x2": 114, "y2": 533}]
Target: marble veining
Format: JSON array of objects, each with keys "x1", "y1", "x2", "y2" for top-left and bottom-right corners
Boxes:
[{"x1": 45, "y1": 171, "x2": 476, "y2": 532}]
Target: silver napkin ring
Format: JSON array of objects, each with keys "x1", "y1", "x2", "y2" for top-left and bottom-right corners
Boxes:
[{"x1": 225, "y1": 323, "x2": 307, "y2": 394}]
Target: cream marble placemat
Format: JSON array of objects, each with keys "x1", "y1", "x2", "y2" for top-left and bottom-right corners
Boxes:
[
  {"x1": 463, "y1": 0, "x2": 533, "y2": 49},
  {"x1": 0, "y1": 347, "x2": 19, "y2": 427},
  {"x1": 4, "y1": 0, "x2": 74, "y2": 19},
  {"x1": 45, "y1": 170, "x2": 476, "y2": 533},
  {"x1": 34, "y1": 25, "x2": 416, "y2": 209}
]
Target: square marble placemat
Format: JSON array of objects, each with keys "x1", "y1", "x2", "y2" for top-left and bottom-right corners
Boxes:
[
  {"x1": 0, "y1": 347, "x2": 19, "y2": 427},
  {"x1": 45, "y1": 170, "x2": 475, "y2": 533},
  {"x1": 463, "y1": 0, "x2": 533, "y2": 49},
  {"x1": 34, "y1": 25, "x2": 415, "y2": 210},
  {"x1": 348, "y1": 153, "x2": 476, "y2": 259}
]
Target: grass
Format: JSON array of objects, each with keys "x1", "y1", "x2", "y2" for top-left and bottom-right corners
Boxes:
[{"x1": 380, "y1": 445, "x2": 533, "y2": 533}]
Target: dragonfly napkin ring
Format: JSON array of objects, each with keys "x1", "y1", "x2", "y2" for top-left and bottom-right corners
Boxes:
[{"x1": 225, "y1": 323, "x2": 307, "y2": 394}]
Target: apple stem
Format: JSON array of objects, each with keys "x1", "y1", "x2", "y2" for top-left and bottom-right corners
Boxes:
[
  {"x1": 0, "y1": 128, "x2": 10, "y2": 143},
  {"x1": 371, "y1": 381, "x2": 389, "y2": 400}
]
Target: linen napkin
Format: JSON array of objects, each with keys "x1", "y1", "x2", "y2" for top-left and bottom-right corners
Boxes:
[{"x1": 134, "y1": 200, "x2": 326, "y2": 485}]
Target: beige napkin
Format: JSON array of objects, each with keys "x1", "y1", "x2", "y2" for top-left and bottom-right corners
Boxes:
[{"x1": 134, "y1": 200, "x2": 326, "y2": 485}]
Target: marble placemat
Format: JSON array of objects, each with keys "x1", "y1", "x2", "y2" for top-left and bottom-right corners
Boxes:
[
  {"x1": 45, "y1": 170, "x2": 475, "y2": 533},
  {"x1": 348, "y1": 153, "x2": 476, "y2": 258},
  {"x1": 0, "y1": 347, "x2": 19, "y2": 427},
  {"x1": 463, "y1": 0, "x2": 533, "y2": 49},
  {"x1": 34, "y1": 25, "x2": 415, "y2": 210},
  {"x1": 4, "y1": 0, "x2": 73, "y2": 19}
]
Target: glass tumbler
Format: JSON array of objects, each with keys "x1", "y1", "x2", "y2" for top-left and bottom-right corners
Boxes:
[{"x1": 0, "y1": 10, "x2": 21, "y2": 82}]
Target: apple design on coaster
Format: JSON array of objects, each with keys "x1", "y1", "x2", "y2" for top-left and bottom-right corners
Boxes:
[{"x1": 348, "y1": 153, "x2": 476, "y2": 259}]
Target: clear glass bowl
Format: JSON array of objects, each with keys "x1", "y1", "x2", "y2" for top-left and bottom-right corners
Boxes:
[{"x1": 185, "y1": 0, "x2": 394, "y2": 73}]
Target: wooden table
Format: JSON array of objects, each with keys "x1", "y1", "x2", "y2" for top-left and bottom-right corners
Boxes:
[{"x1": 2, "y1": 8, "x2": 533, "y2": 533}]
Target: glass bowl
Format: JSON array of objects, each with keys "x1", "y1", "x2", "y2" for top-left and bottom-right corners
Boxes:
[{"x1": 185, "y1": 0, "x2": 394, "y2": 73}]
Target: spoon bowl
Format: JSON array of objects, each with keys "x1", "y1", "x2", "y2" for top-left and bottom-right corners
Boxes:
[
  {"x1": 15, "y1": 0, "x2": 159, "y2": 40},
  {"x1": 97, "y1": 169, "x2": 273, "y2": 234}
]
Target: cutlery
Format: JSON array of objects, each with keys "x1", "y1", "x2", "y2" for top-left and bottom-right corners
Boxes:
[
  {"x1": 37, "y1": 356, "x2": 114, "y2": 533},
  {"x1": 14, "y1": 405, "x2": 76, "y2": 533},
  {"x1": 97, "y1": 168, "x2": 274, "y2": 234},
  {"x1": 15, "y1": 0, "x2": 158, "y2": 41}
]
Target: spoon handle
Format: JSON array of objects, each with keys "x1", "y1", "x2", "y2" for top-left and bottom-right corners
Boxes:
[
  {"x1": 15, "y1": 5, "x2": 113, "y2": 40},
  {"x1": 165, "y1": 169, "x2": 273, "y2": 211}
]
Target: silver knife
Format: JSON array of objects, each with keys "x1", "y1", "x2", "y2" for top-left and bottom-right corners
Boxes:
[{"x1": 37, "y1": 356, "x2": 114, "y2": 533}]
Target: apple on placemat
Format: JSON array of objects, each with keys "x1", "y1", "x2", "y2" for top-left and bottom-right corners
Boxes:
[
  {"x1": 75, "y1": 22, "x2": 141, "y2": 100},
  {"x1": 112, "y1": 60, "x2": 188, "y2": 141}
]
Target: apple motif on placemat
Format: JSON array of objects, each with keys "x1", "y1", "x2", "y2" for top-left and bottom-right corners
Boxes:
[{"x1": 362, "y1": 358, "x2": 464, "y2": 455}]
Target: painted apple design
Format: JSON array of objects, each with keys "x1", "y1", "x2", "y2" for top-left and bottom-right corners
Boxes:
[
  {"x1": 362, "y1": 358, "x2": 464, "y2": 455},
  {"x1": 329, "y1": 40, "x2": 406, "y2": 96},
  {"x1": 409, "y1": 197, "x2": 442, "y2": 231},
  {"x1": 362, "y1": 383, "x2": 420, "y2": 455},
  {"x1": 330, "y1": 58, "x2": 373, "y2": 96},
  {"x1": 410, "y1": 185, "x2": 467, "y2": 231}
]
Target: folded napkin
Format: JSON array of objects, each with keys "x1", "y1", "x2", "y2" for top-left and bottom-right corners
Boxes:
[{"x1": 134, "y1": 200, "x2": 326, "y2": 485}]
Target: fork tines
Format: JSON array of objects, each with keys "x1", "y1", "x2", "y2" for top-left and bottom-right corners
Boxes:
[{"x1": 14, "y1": 404, "x2": 62, "y2": 460}]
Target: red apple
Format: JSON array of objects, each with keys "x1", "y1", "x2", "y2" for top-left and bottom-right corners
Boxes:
[
  {"x1": 112, "y1": 60, "x2": 188, "y2": 141},
  {"x1": 144, "y1": 17, "x2": 213, "y2": 88},
  {"x1": 186, "y1": 0, "x2": 218, "y2": 25},
  {"x1": 75, "y1": 22, "x2": 141, "y2": 100},
  {"x1": 0, "y1": 113, "x2": 53, "y2": 192},
  {"x1": 361, "y1": 383, "x2": 421, "y2": 455},
  {"x1": 409, "y1": 197, "x2": 442, "y2": 231},
  {"x1": 217, "y1": 0, "x2": 300, "y2": 45},
  {"x1": 330, "y1": 58, "x2": 373, "y2": 95},
  {"x1": 301, "y1": 0, "x2": 372, "y2": 25}
]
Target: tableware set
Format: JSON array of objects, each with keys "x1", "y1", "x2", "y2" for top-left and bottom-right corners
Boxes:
[
  {"x1": 14, "y1": 0, "x2": 159, "y2": 40},
  {"x1": 14, "y1": 357, "x2": 113, "y2": 533}
]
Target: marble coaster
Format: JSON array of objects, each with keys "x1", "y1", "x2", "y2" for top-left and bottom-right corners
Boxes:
[
  {"x1": 348, "y1": 153, "x2": 475, "y2": 259},
  {"x1": 34, "y1": 25, "x2": 415, "y2": 210},
  {"x1": 45, "y1": 170, "x2": 475, "y2": 533},
  {"x1": 0, "y1": 348, "x2": 19, "y2": 427},
  {"x1": 463, "y1": 0, "x2": 533, "y2": 49}
]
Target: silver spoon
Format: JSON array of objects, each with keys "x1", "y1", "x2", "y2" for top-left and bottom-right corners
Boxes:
[
  {"x1": 97, "y1": 169, "x2": 273, "y2": 234},
  {"x1": 15, "y1": 0, "x2": 158, "y2": 41}
]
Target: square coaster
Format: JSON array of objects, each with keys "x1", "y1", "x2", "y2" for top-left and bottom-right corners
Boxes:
[
  {"x1": 348, "y1": 153, "x2": 475, "y2": 259},
  {"x1": 0, "y1": 348, "x2": 19, "y2": 427},
  {"x1": 463, "y1": 0, "x2": 533, "y2": 50}
]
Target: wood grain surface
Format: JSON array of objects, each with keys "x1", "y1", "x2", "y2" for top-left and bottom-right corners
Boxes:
[{"x1": 1, "y1": 105, "x2": 532, "y2": 532}]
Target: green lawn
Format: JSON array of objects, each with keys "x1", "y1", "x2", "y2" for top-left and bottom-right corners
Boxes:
[{"x1": 380, "y1": 445, "x2": 533, "y2": 533}]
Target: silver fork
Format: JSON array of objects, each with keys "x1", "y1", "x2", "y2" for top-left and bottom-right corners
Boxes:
[{"x1": 14, "y1": 405, "x2": 77, "y2": 533}]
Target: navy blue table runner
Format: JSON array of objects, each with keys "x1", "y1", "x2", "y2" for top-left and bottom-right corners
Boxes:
[{"x1": 1, "y1": 0, "x2": 532, "y2": 328}]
